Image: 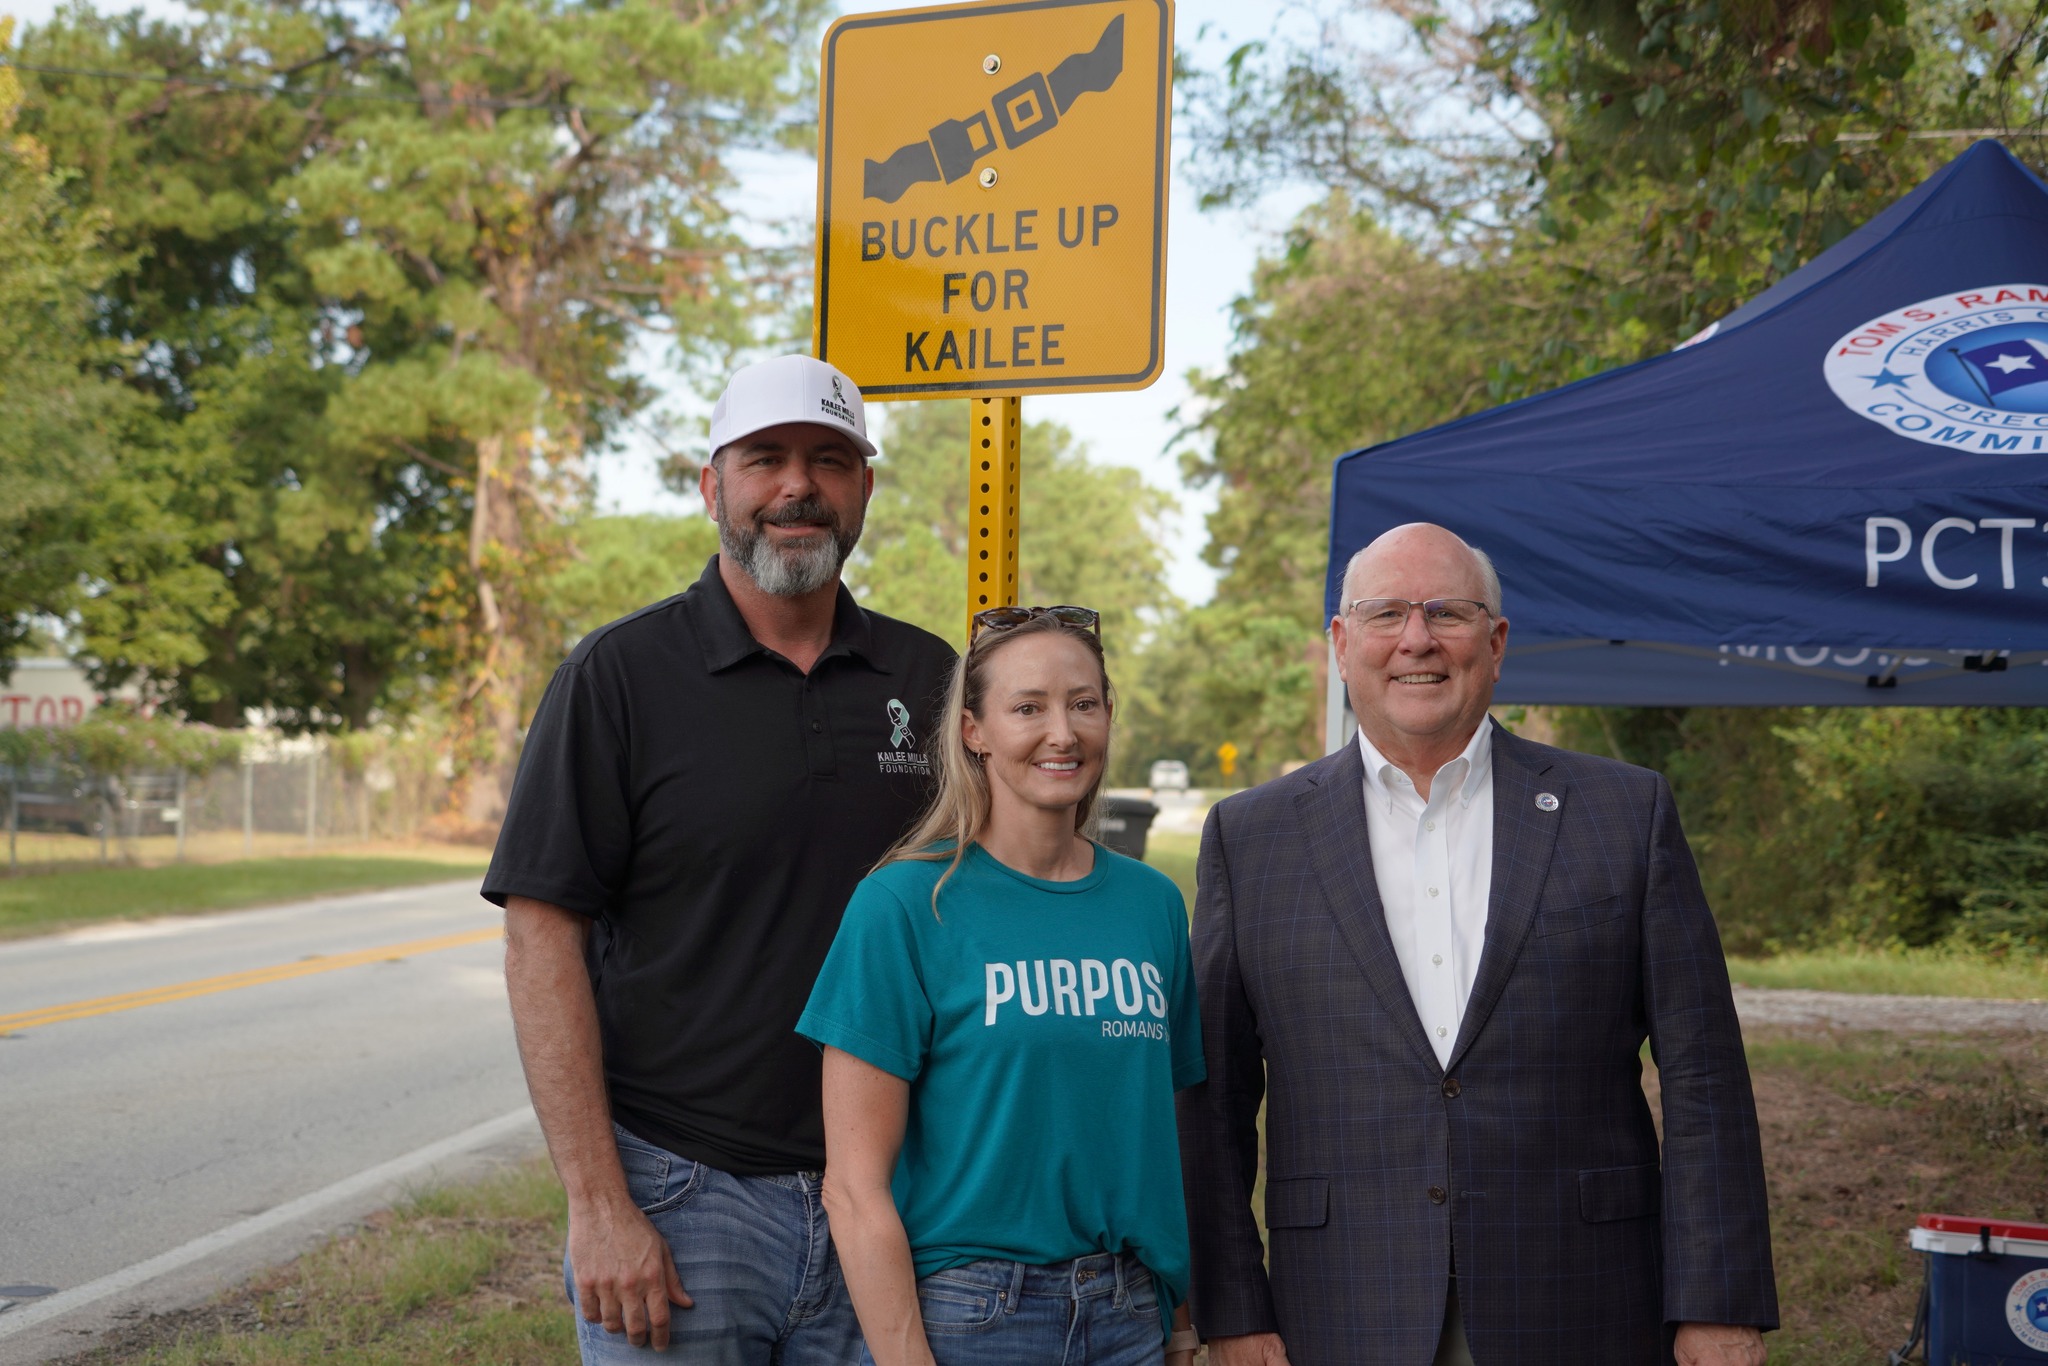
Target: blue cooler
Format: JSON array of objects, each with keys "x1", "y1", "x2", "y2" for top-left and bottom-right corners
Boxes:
[{"x1": 1899, "y1": 1214, "x2": 2048, "y2": 1364}]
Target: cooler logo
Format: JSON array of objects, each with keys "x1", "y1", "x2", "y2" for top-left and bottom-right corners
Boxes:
[
  {"x1": 2010, "y1": 1267, "x2": 2048, "y2": 1352},
  {"x1": 1823, "y1": 284, "x2": 2048, "y2": 453}
]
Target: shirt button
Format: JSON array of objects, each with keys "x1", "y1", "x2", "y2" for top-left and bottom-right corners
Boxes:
[
  {"x1": 1428, "y1": 886, "x2": 1440, "y2": 898},
  {"x1": 1436, "y1": 1025, "x2": 1448, "y2": 1038},
  {"x1": 1428, "y1": 1186, "x2": 1448, "y2": 1205},
  {"x1": 1425, "y1": 820, "x2": 1436, "y2": 831},
  {"x1": 1432, "y1": 954, "x2": 1443, "y2": 967},
  {"x1": 810, "y1": 721, "x2": 821, "y2": 732}
]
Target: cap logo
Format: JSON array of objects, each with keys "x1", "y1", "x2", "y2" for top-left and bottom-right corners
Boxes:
[{"x1": 818, "y1": 372, "x2": 858, "y2": 429}]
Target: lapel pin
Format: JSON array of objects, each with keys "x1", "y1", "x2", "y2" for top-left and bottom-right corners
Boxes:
[{"x1": 1535, "y1": 792, "x2": 1560, "y2": 812}]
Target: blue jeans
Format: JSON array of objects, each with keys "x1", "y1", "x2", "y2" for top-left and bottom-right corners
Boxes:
[
  {"x1": 565, "y1": 1124, "x2": 860, "y2": 1364},
  {"x1": 858, "y1": 1252, "x2": 1164, "y2": 1366}
]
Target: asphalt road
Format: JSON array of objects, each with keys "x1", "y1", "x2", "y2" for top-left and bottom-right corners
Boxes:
[{"x1": 0, "y1": 880, "x2": 540, "y2": 1362}]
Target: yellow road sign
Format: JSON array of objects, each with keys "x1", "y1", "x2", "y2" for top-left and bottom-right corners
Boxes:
[
  {"x1": 1217, "y1": 741, "x2": 1238, "y2": 778},
  {"x1": 814, "y1": 0, "x2": 1174, "y2": 400}
]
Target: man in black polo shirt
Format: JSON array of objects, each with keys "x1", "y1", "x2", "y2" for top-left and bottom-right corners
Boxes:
[{"x1": 484, "y1": 354, "x2": 955, "y2": 1364}]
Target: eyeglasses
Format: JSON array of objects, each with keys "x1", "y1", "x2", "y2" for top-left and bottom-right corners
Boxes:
[
  {"x1": 1344, "y1": 597, "x2": 1494, "y2": 638},
  {"x1": 969, "y1": 604, "x2": 1101, "y2": 644}
]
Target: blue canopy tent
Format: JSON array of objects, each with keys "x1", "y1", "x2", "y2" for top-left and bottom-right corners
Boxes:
[{"x1": 1322, "y1": 140, "x2": 2048, "y2": 747}]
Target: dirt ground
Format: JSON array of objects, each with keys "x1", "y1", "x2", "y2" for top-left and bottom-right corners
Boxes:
[{"x1": 1651, "y1": 1022, "x2": 2048, "y2": 1366}]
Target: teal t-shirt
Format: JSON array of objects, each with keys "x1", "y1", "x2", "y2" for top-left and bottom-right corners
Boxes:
[{"x1": 797, "y1": 840, "x2": 1204, "y2": 1324}]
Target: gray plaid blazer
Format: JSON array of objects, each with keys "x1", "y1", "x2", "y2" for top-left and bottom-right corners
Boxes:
[{"x1": 1177, "y1": 726, "x2": 1777, "y2": 1365}]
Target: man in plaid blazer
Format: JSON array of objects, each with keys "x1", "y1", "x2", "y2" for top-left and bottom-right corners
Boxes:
[{"x1": 1178, "y1": 524, "x2": 1777, "y2": 1366}]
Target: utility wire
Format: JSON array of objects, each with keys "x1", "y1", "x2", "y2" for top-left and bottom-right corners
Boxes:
[{"x1": 1823, "y1": 127, "x2": 2048, "y2": 140}]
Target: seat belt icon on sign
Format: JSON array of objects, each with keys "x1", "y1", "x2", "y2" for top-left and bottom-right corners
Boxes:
[{"x1": 863, "y1": 15, "x2": 1126, "y2": 203}]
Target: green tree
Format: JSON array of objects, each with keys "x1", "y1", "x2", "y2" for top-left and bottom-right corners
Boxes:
[
  {"x1": 0, "y1": 15, "x2": 136, "y2": 679},
  {"x1": 1187, "y1": 1, "x2": 2026, "y2": 339},
  {"x1": 547, "y1": 512, "x2": 720, "y2": 642},
  {"x1": 1552, "y1": 706, "x2": 2048, "y2": 955},
  {"x1": 1140, "y1": 202, "x2": 1518, "y2": 782},
  {"x1": 842, "y1": 400, "x2": 1178, "y2": 780},
  {"x1": 16, "y1": 0, "x2": 823, "y2": 826},
  {"x1": 1161, "y1": 0, "x2": 2047, "y2": 780},
  {"x1": 849, "y1": 400, "x2": 1177, "y2": 653}
]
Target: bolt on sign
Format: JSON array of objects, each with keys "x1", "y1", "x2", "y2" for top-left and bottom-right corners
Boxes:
[{"x1": 814, "y1": 0, "x2": 1174, "y2": 400}]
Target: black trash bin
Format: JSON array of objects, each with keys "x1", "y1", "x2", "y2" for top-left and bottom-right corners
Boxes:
[{"x1": 1095, "y1": 794, "x2": 1160, "y2": 861}]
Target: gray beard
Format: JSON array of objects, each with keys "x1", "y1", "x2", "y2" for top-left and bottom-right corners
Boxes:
[{"x1": 715, "y1": 483, "x2": 862, "y2": 598}]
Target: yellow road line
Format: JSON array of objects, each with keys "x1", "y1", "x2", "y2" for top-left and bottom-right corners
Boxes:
[{"x1": 0, "y1": 926, "x2": 503, "y2": 1034}]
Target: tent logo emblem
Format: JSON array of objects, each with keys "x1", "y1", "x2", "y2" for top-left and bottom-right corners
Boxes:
[{"x1": 1823, "y1": 284, "x2": 2048, "y2": 453}]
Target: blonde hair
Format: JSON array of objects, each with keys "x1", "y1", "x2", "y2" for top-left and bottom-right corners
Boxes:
[{"x1": 876, "y1": 614, "x2": 1113, "y2": 915}]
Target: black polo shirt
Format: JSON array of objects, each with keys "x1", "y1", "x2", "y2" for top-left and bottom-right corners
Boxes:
[{"x1": 482, "y1": 556, "x2": 955, "y2": 1175}]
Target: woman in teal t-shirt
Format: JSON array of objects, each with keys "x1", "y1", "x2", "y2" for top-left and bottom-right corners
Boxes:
[{"x1": 799, "y1": 606, "x2": 1202, "y2": 1366}]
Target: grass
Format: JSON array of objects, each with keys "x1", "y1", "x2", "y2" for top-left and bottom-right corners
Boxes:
[
  {"x1": 1143, "y1": 830, "x2": 1198, "y2": 907},
  {"x1": 1728, "y1": 946, "x2": 2048, "y2": 1001},
  {"x1": 1150, "y1": 829, "x2": 2047, "y2": 1001},
  {"x1": 0, "y1": 851, "x2": 490, "y2": 941},
  {"x1": 63, "y1": 1158, "x2": 573, "y2": 1365}
]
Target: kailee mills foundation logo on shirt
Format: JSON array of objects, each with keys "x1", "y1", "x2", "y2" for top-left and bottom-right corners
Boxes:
[{"x1": 877, "y1": 698, "x2": 932, "y2": 775}]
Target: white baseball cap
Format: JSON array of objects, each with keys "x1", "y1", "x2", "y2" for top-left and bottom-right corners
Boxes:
[{"x1": 708, "y1": 355, "x2": 877, "y2": 461}]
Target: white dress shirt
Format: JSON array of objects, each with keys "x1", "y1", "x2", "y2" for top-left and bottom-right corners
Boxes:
[{"x1": 1357, "y1": 716, "x2": 1495, "y2": 1068}]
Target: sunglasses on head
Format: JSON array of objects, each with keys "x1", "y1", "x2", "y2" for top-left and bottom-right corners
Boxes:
[{"x1": 969, "y1": 604, "x2": 1101, "y2": 644}]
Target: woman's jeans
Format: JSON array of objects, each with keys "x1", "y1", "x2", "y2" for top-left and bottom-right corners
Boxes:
[{"x1": 858, "y1": 1251, "x2": 1164, "y2": 1366}]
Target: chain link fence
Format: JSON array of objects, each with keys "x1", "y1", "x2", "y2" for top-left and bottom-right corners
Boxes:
[{"x1": 3, "y1": 734, "x2": 455, "y2": 872}]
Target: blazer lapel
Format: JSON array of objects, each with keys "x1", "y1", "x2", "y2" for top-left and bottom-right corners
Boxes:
[
  {"x1": 1295, "y1": 742, "x2": 1440, "y2": 1072},
  {"x1": 1448, "y1": 727, "x2": 1564, "y2": 1071}
]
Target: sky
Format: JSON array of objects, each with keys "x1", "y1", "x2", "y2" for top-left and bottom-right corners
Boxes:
[{"x1": 2, "y1": 0, "x2": 1318, "y2": 605}]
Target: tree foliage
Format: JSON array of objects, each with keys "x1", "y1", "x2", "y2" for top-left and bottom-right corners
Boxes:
[
  {"x1": 842, "y1": 400, "x2": 1178, "y2": 783},
  {"x1": 0, "y1": 16, "x2": 136, "y2": 680},
  {"x1": 0, "y1": 702, "x2": 245, "y2": 775},
  {"x1": 1161, "y1": 2, "x2": 2048, "y2": 954},
  {"x1": 847, "y1": 401, "x2": 1177, "y2": 653},
  {"x1": 547, "y1": 512, "x2": 720, "y2": 642},
  {"x1": 1553, "y1": 706, "x2": 2048, "y2": 954},
  {"x1": 11, "y1": 0, "x2": 822, "y2": 824}
]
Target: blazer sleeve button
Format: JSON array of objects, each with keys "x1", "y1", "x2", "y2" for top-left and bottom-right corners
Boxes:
[
  {"x1": 1441, "y1": 1077, "x2": 1462, "y2": 1098},
  {"x1": 1428, "y1": 1186, "x2": 1448, "y2": 1205}
]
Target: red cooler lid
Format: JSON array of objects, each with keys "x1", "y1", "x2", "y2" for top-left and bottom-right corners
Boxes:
[{"x1": 1918, "y1": 1213, "x2": 2048, "y2": 1241}]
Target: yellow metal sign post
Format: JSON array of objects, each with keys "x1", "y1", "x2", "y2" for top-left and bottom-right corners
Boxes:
[
  {"x1": 814, "y1": 0, "x2": 1173, "y2": 631},
  {"x1": 969, "y1": 396, "x2": 1023, "y2": 629}
]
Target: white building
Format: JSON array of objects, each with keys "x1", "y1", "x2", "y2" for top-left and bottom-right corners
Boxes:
[{"x1": 1, "y1": 658, "x2": 102, "y2": 729}]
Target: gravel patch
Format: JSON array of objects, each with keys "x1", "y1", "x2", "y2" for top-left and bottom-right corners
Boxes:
[{"x1": 1734, "y1": 985, "x2": 2048, "y2": 1034}]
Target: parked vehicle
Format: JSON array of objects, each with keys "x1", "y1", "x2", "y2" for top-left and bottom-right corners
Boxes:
[
  {"x1": 5, "y1": 766, "x2": 108, "y2": 837},
  {"x1": 1147, "y1": 759, "x2": 1189, "y2": 791}
]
